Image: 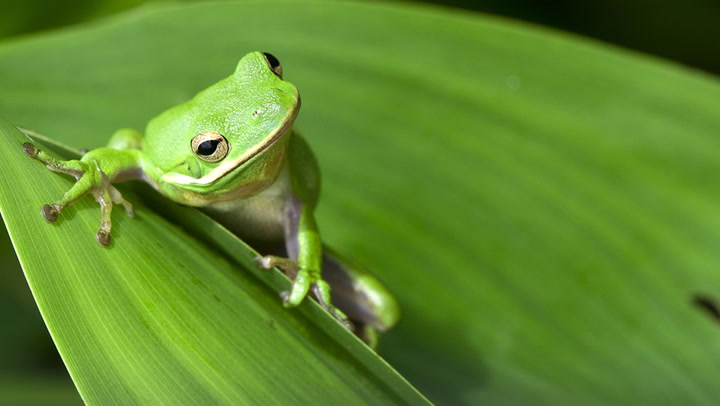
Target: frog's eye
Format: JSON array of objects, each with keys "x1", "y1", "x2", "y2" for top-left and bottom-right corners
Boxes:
[
  {"x1": 262, "y1": 52, "x2": 283, "y2": 78},
  {"x1": 191, "y1": 132, "x2": 229, "y2": 163}
]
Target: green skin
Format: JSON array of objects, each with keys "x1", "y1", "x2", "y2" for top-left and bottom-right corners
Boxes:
[{"x1": 23, "y1": 52, "x2": 399, "y2": 340}]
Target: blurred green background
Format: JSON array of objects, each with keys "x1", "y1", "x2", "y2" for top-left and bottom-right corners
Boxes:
[
  {"x1": 2, "y1": 0, "x2": 719, "y2": 75},
  {"x1": 0, "y1": 0, "x2": 717, "y2": 403}
]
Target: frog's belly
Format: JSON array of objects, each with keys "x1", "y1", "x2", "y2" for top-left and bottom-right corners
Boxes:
[{"x1": 201, "y1": 168, "x2": 290, "y2": 244}]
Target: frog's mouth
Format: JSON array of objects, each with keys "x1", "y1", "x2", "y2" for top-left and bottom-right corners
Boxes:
[{"x1": 161, "y1": 96, "x2": 299, "y2": 187}]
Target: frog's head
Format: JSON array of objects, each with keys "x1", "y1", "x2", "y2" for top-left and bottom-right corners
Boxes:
[{"x1": 147, "y1": 51, "x2": 300, "y2": 205}]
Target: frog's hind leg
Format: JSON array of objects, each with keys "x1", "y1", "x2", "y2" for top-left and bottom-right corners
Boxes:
[{"x1": 321, "y1": 247, "x2": 401, "y2": 347}]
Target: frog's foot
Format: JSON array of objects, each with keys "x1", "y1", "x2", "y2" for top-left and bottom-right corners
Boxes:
[
  {"x1": 254, "y1": 255, "x2": 353, "y2": 330},
  {"x1": 23, "y1": 142, "x2": 134, "y2": 247}
]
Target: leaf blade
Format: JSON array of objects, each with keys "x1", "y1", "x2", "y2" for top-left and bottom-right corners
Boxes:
[
  {"x1": 0, "y1": 121, "x2": 428, "y2": 404},
  {"x1": 2, "y1": 1, "x2": 720, "y2": 405}
]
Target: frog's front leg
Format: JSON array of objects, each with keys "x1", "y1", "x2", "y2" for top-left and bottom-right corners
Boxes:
[
  {"x1": 256, "y1": 198, "x2": 351, "y2": 330},
  {"x1": 23, "y1": 130, "x2": 142, "y2": 246}
]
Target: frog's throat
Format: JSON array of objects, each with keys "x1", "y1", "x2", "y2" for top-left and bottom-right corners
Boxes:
[{"x1": 161, "y1": 102, "x2": 298, "y2": 187}]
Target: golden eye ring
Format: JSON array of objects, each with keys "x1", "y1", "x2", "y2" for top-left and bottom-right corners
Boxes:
[{"x1": 191, "y1": 132, "x2": 229, "y2": 162}]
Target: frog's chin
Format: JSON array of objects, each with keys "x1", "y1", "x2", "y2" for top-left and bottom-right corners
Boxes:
[{"x1": 157, "y1": 159, "x2": 287, "y2": 207}]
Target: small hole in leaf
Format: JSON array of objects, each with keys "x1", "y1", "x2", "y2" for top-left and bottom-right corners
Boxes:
[{"x1": 692, "y1": 294, "x2": 720, "y2": 322}]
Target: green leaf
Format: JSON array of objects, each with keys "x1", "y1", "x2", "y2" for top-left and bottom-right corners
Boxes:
[
  {"x1": 0, "y1": 121, "x2": 426, "y2": 404},
  {"x1": 2, "y1": 1, "x2": 720, "y2": 405}
]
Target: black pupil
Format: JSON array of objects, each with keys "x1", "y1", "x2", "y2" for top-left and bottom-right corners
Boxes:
[
  {"x1": 263, "y1": 52, "x2": 281, "y2": 70},
  {"x1": 197, "y1": 139, "x2": 219, "y2": 156}
]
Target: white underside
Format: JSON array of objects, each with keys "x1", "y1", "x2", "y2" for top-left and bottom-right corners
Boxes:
[{"x1": 200, "y1": 165, "x2": 291, "y2": 243}]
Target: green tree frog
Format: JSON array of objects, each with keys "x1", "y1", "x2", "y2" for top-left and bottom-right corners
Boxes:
[{"x1": 23, "y1": 52, "x2": 399, "y2": 344}]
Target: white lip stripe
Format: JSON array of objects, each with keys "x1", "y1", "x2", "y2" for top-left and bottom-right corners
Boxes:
[{"x1": 162, "y1": 98, "x2": 298, "y2": 186}]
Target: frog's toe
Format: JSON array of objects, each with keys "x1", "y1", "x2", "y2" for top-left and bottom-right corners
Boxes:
[
  {"x1": 95, "y1": 229, "x2": 111, "y2": 247},
  {"x1": 311, "y1": 280, "x2": 352, "y2": 330},
  {"x1": 41, "y1": 204, "x2": 60, "y2": 222},
  {"x1": 253, "y1": 256, "x2": 274, "y2": 270},
  {"x1": 22, "y1": 142, "x2": 39, "y2": 158},
  {"x1": 254, "y1": 255, "x2": 299, "y2": 274}
]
